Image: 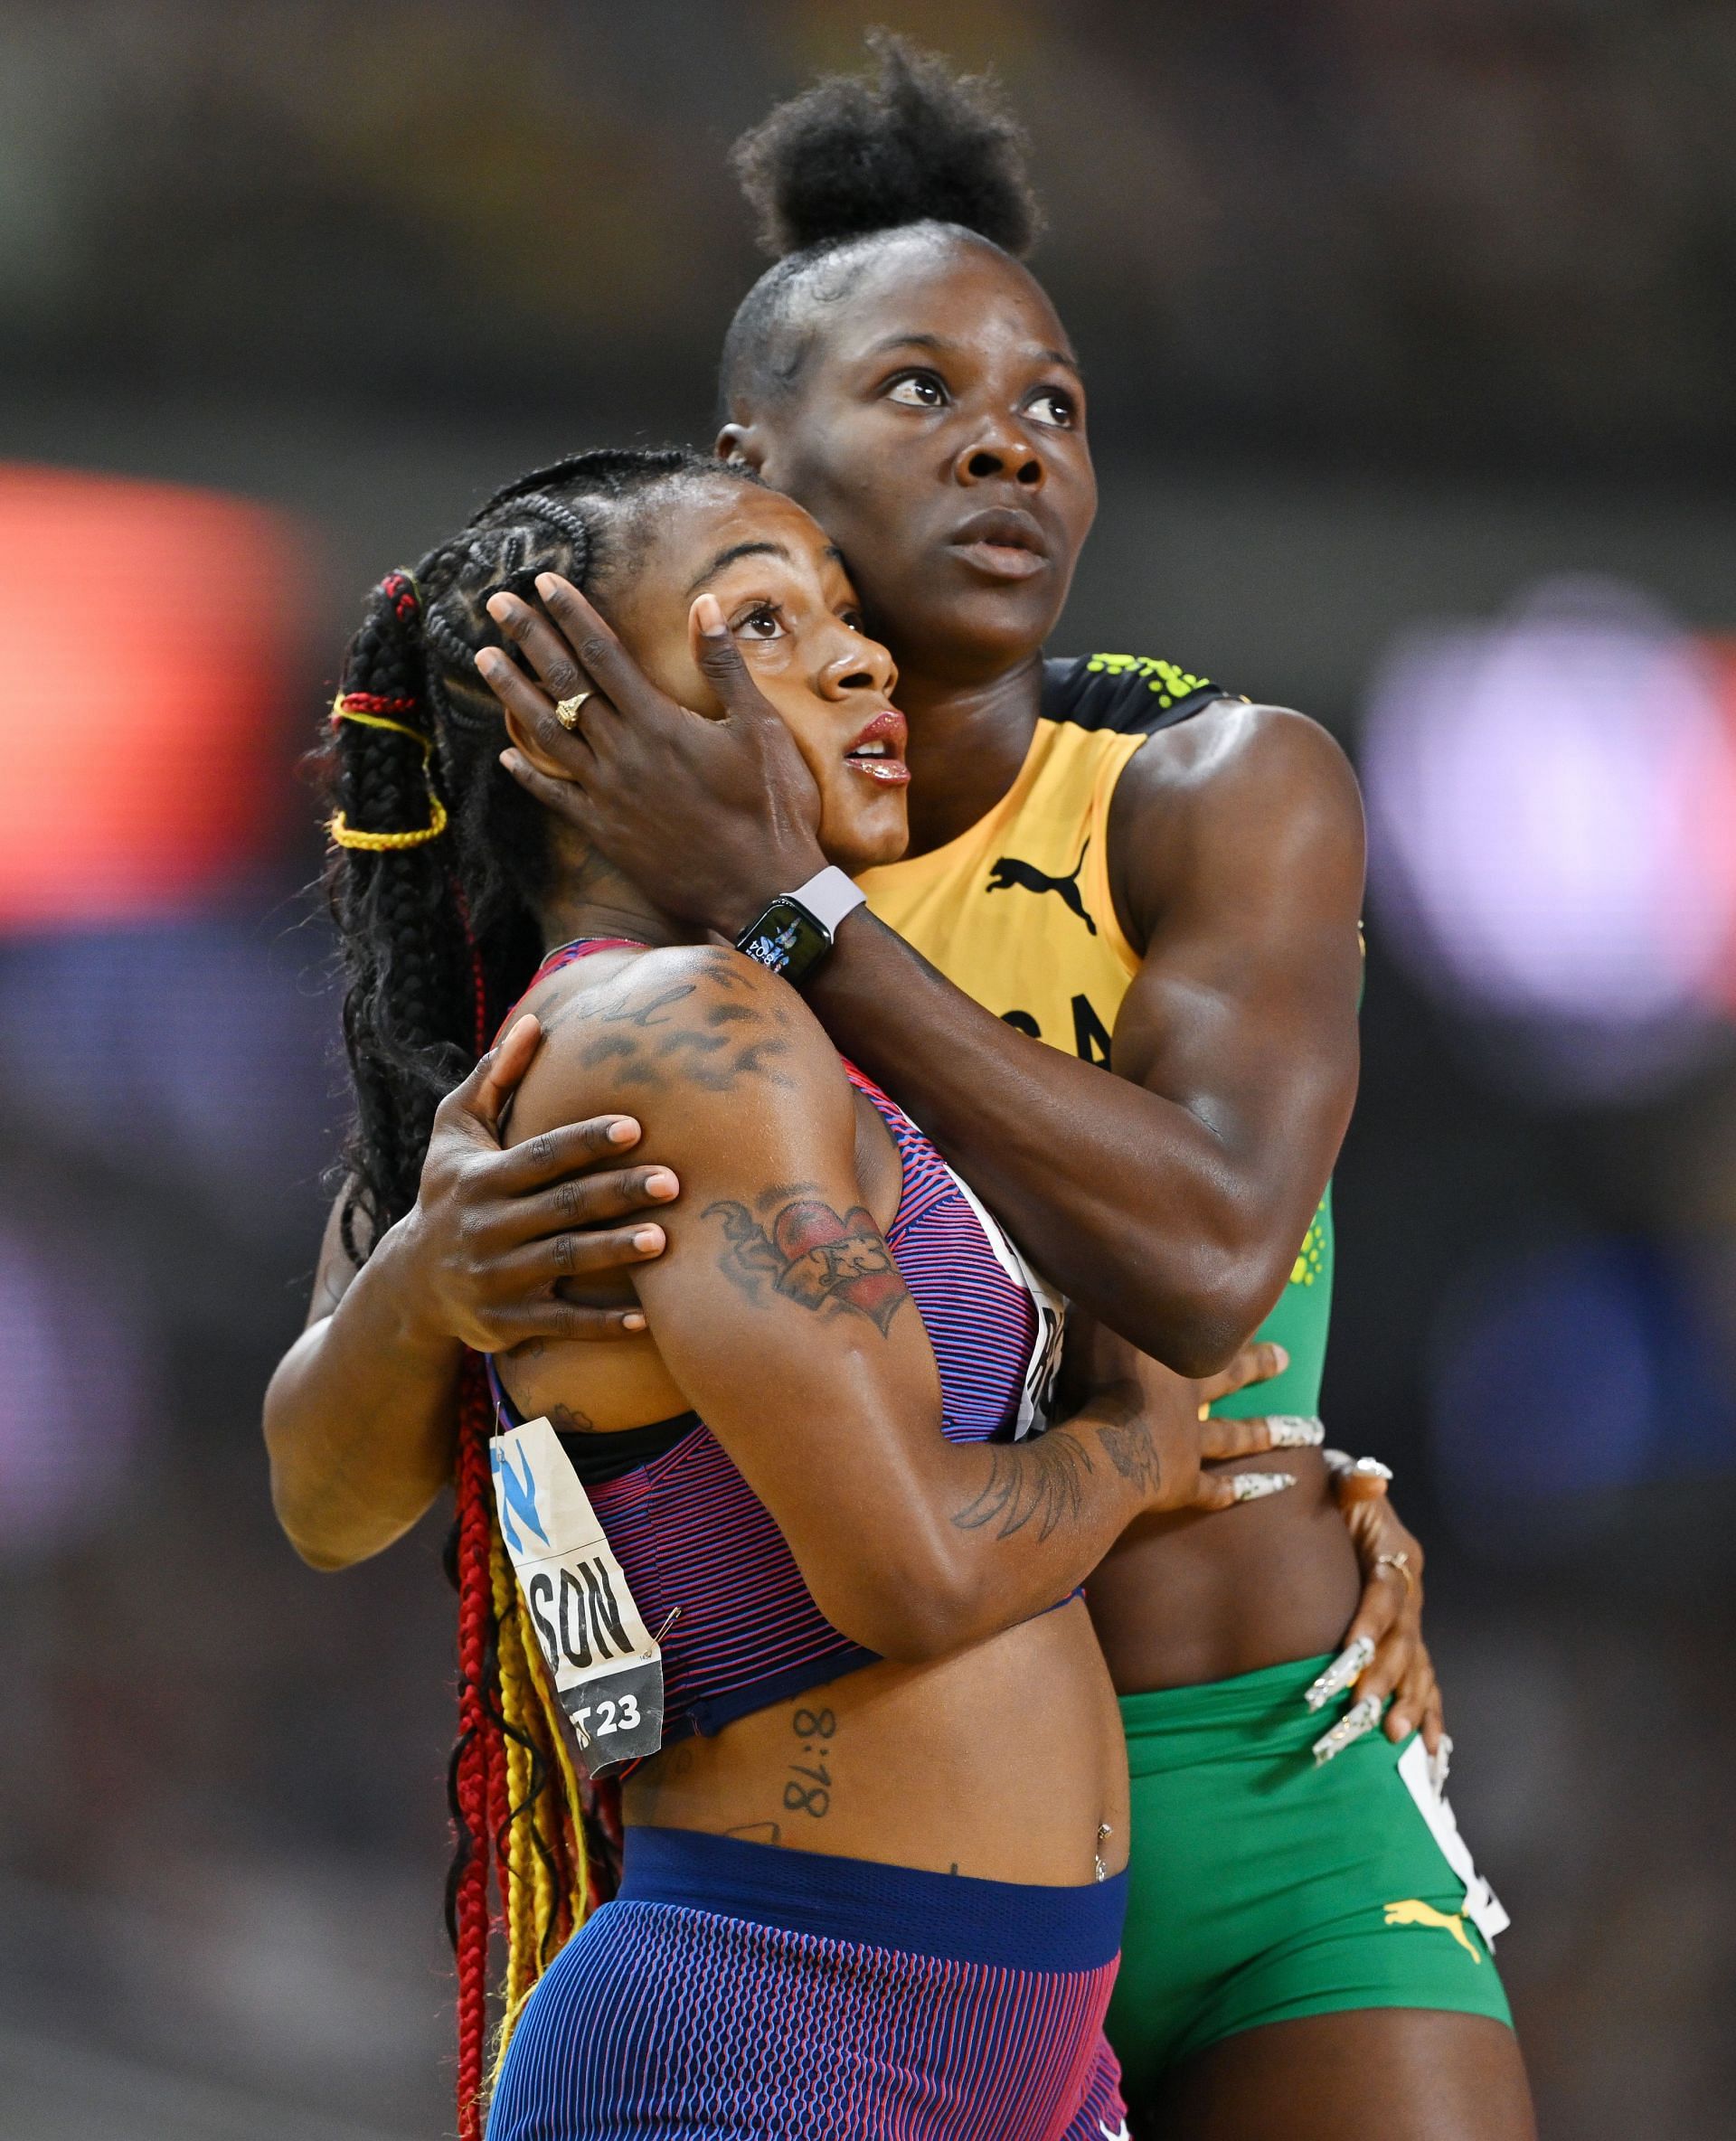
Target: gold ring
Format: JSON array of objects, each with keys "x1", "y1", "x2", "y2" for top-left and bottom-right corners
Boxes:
[
  {"x1": 554, "y1": 691, "x2": 593, "y2": 731},
  {"x1": 1374, "y1": 1550, "x2": 1414, "y2": 1598}
]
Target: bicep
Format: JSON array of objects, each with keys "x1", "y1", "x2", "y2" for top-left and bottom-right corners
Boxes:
[
  {"x1": 631, "y1": 1077, "x2": 944, "y2": 1499},
  {"x1": 1111, "y1": 712, "x2": 1364, "y2": 1167}
]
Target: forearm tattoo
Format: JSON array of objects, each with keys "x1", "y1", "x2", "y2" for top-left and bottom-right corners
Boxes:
[
  {"x1": 950, "y1": 1428, "x2": 1095, "y2": 1542},
  {"x1": 704, "y1": 1196, "x2": 910, "y2": 1335}
]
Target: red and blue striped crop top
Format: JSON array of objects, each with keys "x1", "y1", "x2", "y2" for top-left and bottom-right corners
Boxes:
[{"x1": 488, "y1": 940, "x2": 1066, "y2": 1745}]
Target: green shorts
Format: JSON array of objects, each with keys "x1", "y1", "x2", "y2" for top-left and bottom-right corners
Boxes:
[{"x1": 1107, "y1": 1655, "x2": 1513, "y2": 2107}]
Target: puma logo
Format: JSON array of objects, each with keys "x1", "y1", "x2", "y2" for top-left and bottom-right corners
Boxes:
[
  {"x1": 1383, "y1": 1899, "x2": 1482, "y2": 1963},
  {"x1": 986, "y1": 841, "x2": 1097, "y2": 935}
]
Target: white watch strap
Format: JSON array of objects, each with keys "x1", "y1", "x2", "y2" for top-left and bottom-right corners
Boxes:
[{"x1": 790, "y1": 864, "x2": 866, "y2": 937}]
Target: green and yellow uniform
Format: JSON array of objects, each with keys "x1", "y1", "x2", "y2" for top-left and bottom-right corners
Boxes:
[{"x1": 857, "y1": 653, "x2": 1511, "y2": 2097}]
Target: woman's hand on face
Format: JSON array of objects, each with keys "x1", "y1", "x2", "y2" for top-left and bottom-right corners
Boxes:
[
  {"x1": 1317, "y1": 1485, "x2": 1445, "y2": 1756},
  {"x1": 1072, "y1": 1322, "x2": 1301, "y2": 1518},
  {"x1": 474, "y1": 576, "x2": 826, "y2": 938},
  {"x1": 394, "y1": 1014, "x2": 681, "y2": 1352}
]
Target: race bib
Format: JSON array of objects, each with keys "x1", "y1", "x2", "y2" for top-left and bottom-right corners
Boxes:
[
  {"x1": 1397, "y1": 1737, "x2": 1511, "y2": 1948},
  {"x1": 490, "y1": 1416, "x2": 665, "y2": 1776}
]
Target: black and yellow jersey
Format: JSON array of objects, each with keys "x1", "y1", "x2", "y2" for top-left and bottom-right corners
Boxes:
[{"x1": 855, "y1": 653, "x2": 1335, "y2": 1419}]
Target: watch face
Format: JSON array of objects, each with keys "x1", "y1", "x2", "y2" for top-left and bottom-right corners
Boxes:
[{"x1": 739, "y1": 900, "x2": 829, "y2": 981}]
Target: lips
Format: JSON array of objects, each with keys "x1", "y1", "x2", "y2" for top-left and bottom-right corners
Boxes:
[
  {"x1": 947, "y1": 506, "x2": 1051, "y2": 581},
  {"x1": 844, "y1": 706, "x2": 910, "y2": 787}
]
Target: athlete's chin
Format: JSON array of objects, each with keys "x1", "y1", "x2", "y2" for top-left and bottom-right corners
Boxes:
[
  {"x1": 818, "y1": 794, "x2": 910, "y2": 876},
  {"x1": 895, "y1": 574, "x2": 1066, "y2": 674}
]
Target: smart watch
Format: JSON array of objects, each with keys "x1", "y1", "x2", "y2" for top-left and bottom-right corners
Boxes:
[{"x1": 733, "y1": 865, "x2": 866, "y2": 987}]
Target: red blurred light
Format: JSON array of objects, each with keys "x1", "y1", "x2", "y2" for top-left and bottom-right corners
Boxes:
[{"x1": 0, "y1": 463, "x2": 306, "y2": 927}]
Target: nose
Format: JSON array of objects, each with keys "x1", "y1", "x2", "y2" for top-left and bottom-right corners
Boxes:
[
  {"x1": 951, "y1": 425, "x2": 1043, "y2": 490},
  {"x1": 818, "y1": 626, "x2": 897, "y2": 703}
]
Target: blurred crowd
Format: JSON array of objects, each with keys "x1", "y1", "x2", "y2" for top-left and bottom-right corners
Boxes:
[{"x1": 2, "y1": 4, "x2": 1733, "y2": 2136}]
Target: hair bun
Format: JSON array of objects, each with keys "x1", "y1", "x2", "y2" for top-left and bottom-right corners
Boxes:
[{"x1": 732, "y1": 32, "x2": 1042, "y2": 260}]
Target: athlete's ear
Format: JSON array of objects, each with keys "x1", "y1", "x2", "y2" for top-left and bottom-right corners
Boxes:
[
  {"x1": 499, "y1": 694, "x2": 581, "y2": 782},
  {"x1": 715, "y1": 421, "x2": 766, "y2": 474}
]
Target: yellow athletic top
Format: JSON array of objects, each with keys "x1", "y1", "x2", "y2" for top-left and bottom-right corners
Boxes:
[{"x1": 856, "y1": 653, "x2": 1334, "y2": 1418}]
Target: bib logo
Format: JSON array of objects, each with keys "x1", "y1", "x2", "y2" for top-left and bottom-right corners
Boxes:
[
  {"x1": 986, "y1": 840, "x2": 1098, "y2": 936},
  {"x1": 1383, "y1": 1898, "x2": 1482, "y2": 1963},
  {"x1": 492, "y1": 1442, "x2": 550, "y2": 1556}
]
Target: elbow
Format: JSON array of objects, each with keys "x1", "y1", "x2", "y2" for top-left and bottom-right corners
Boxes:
[
  {"x1": 815, "y1": 1553, "x2": 995, "y2": 1665},
  {"x1": 1133, "y1": 1254, "x2": 1291, "y2": 1382},
  {"x1": 269, "y1": 1473, "x2": 370, "y2": 1572}
]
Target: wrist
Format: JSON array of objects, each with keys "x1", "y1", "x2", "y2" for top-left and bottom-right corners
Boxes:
[
  {"x1": 368, "y1": 1210, "x2": 467, "y2": 1359},
  {"x1": 711, "y1": 840, "x2": 829, "y2": 938}
]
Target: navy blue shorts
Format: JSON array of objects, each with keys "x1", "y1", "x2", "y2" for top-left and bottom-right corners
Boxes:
[{"x1": 488, "y1": 1826, "x2": 1128, "y2": 2139}]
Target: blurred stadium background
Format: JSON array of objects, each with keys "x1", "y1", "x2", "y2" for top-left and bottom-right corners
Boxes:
[{"x1": 2, "y1": 3, "x2": 1733, "y2": 2135}]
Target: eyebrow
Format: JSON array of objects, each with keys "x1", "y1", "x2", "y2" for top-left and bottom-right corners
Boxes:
[
  {"x1": 864, "y1": 330, "x2": 1081, "y2": 373},
  {"x1": 684, "y1": 539, "x2": 790, "y2": 599}
]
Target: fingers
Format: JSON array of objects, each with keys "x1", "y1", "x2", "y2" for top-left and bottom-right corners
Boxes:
[
  {"x1": 690, "y1": 591, "x2": 768, "y2": 716},
  {"x1": 1303, "y1": 1635, "x2": 1374, "y2": 1712},
  {"x1": 1383, "y1": 1647, "x2": 1439, "y2": 1747},
  {"x1": 1333, "y1": 1550, "x2": 1404, "y2": 1668},
  {"x1": 473, "y1": 640, "x2": 581, "y2": 759},
  {"x1": 511, "y1": 1159, "x2": 682, "y2": 1234},
  {"x1": 486, "y1": 589, "x2": 600, "y2": 711},
  {"x1": 495, "y1": 1298, "x2": 647, "y2": 1344},
  {"x1": 499, "y1": 748, "x2": 600, "y2": 830},
  {"x1": 1195, "y1": 1341, "x2": 1288, "y2": 1406},
  {"x1": 1199, "y1": 1414, "x2": 1274, "y2": 1461},
  {"x1": 1192, "y1": 1467, "x2": 1296, "y2": 1511},
  {"x1": 437, "y1": 1016, "x2": 540, "y2": 1145},
  {"x1": 534, "y1": 574, "x2": 676, "y2": 731},
  {"x1": 1312, "y1": 1693, "x2": 1382, "y2": 1766},
  {"x1": 492, "y1": 1221, "x2": 666, "y2": 1293},
  {"x1": 492, "y1": 1119, "x2": 675, "y2": 1200},
  {"x1": 468, "y1": 1014, "x2": 540, "y2": 1132}
]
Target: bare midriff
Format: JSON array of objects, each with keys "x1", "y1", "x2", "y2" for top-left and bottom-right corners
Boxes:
[
  {"x1": 623, "y1": 1595, "x2": 1128, "y2": 1886},
  {"x1": 1087, "y1": 1448, "x2": 1361, "y2": 1696}
]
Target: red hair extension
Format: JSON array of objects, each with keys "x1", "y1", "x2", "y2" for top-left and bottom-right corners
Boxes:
[
  {"x1": 452, "y1": 1359, "x2": 499, "y2": 2141},
  {"x1": 329, "y1": 692, "x2": 419, "y2": 722},
  {"x1": 450, "y1": 880, "x2": 489, "y2": 1060},
  {"x1": 382, "y1": 569, "x2": 420, "y2": 622}
]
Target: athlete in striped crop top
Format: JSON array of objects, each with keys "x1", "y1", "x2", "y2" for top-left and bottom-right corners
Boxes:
[
  {"x1": 464, "y1": 45, "x2": 1534, "y2": 2141},
  {"x1": 271, "y1": 448, "x2": 1294, "y2": 2141}
]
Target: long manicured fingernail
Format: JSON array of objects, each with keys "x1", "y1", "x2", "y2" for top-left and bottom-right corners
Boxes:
[
  {"x1": 1304, "y1": 1634, "x2": 1374, "y2": 1711},
  {"x1": 623, "y1": 1311, "x2": 646, "y2": 1332},
  {"x1": 645, "y1": 1171, "x2": 678, "y2": 1200},
  {"x1": 1268, "y1": 1415, "x2": 1325, "y2": 1448},
  {"x1": 607, "y1": 1118, "x2": 639, "y2": 1145},
  {"x1": 632, "y1": 1227, "x2": 665, "y2": 1254},
  {"x1": 1231, "y1": 1470, "x2": 1295, "y2": 1503},
  {"x1": 1313, "y1": 1693, "x2": 1382, "y2": 1765},
  {"x1": 1429, "y1": 1735, "x2": 1455, "y2": 1796},
  {"x1": 694, "y1": 592, "x2": 727, "y2": 637}
]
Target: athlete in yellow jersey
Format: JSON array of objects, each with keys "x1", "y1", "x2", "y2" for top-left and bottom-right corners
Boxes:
[
  {"x1": 856, "y1": 652, "x2": 1334, "y2": 1421},
  {"x1": 370, "y1": 36, "x2": 1535, "y2": 2141}
]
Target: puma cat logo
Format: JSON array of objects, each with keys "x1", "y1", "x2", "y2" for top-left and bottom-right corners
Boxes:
[
  {"x1": 985, "y1": 840, "x2": 1097, "y2": 935},
  {"x1": 1383, "y1": 1899, "x2": 1482, "y2": 1963}
]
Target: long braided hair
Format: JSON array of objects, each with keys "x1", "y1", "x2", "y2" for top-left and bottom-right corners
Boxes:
[{"x1": 317, "y1": 446, "x2": 759, "y2": 2136}]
